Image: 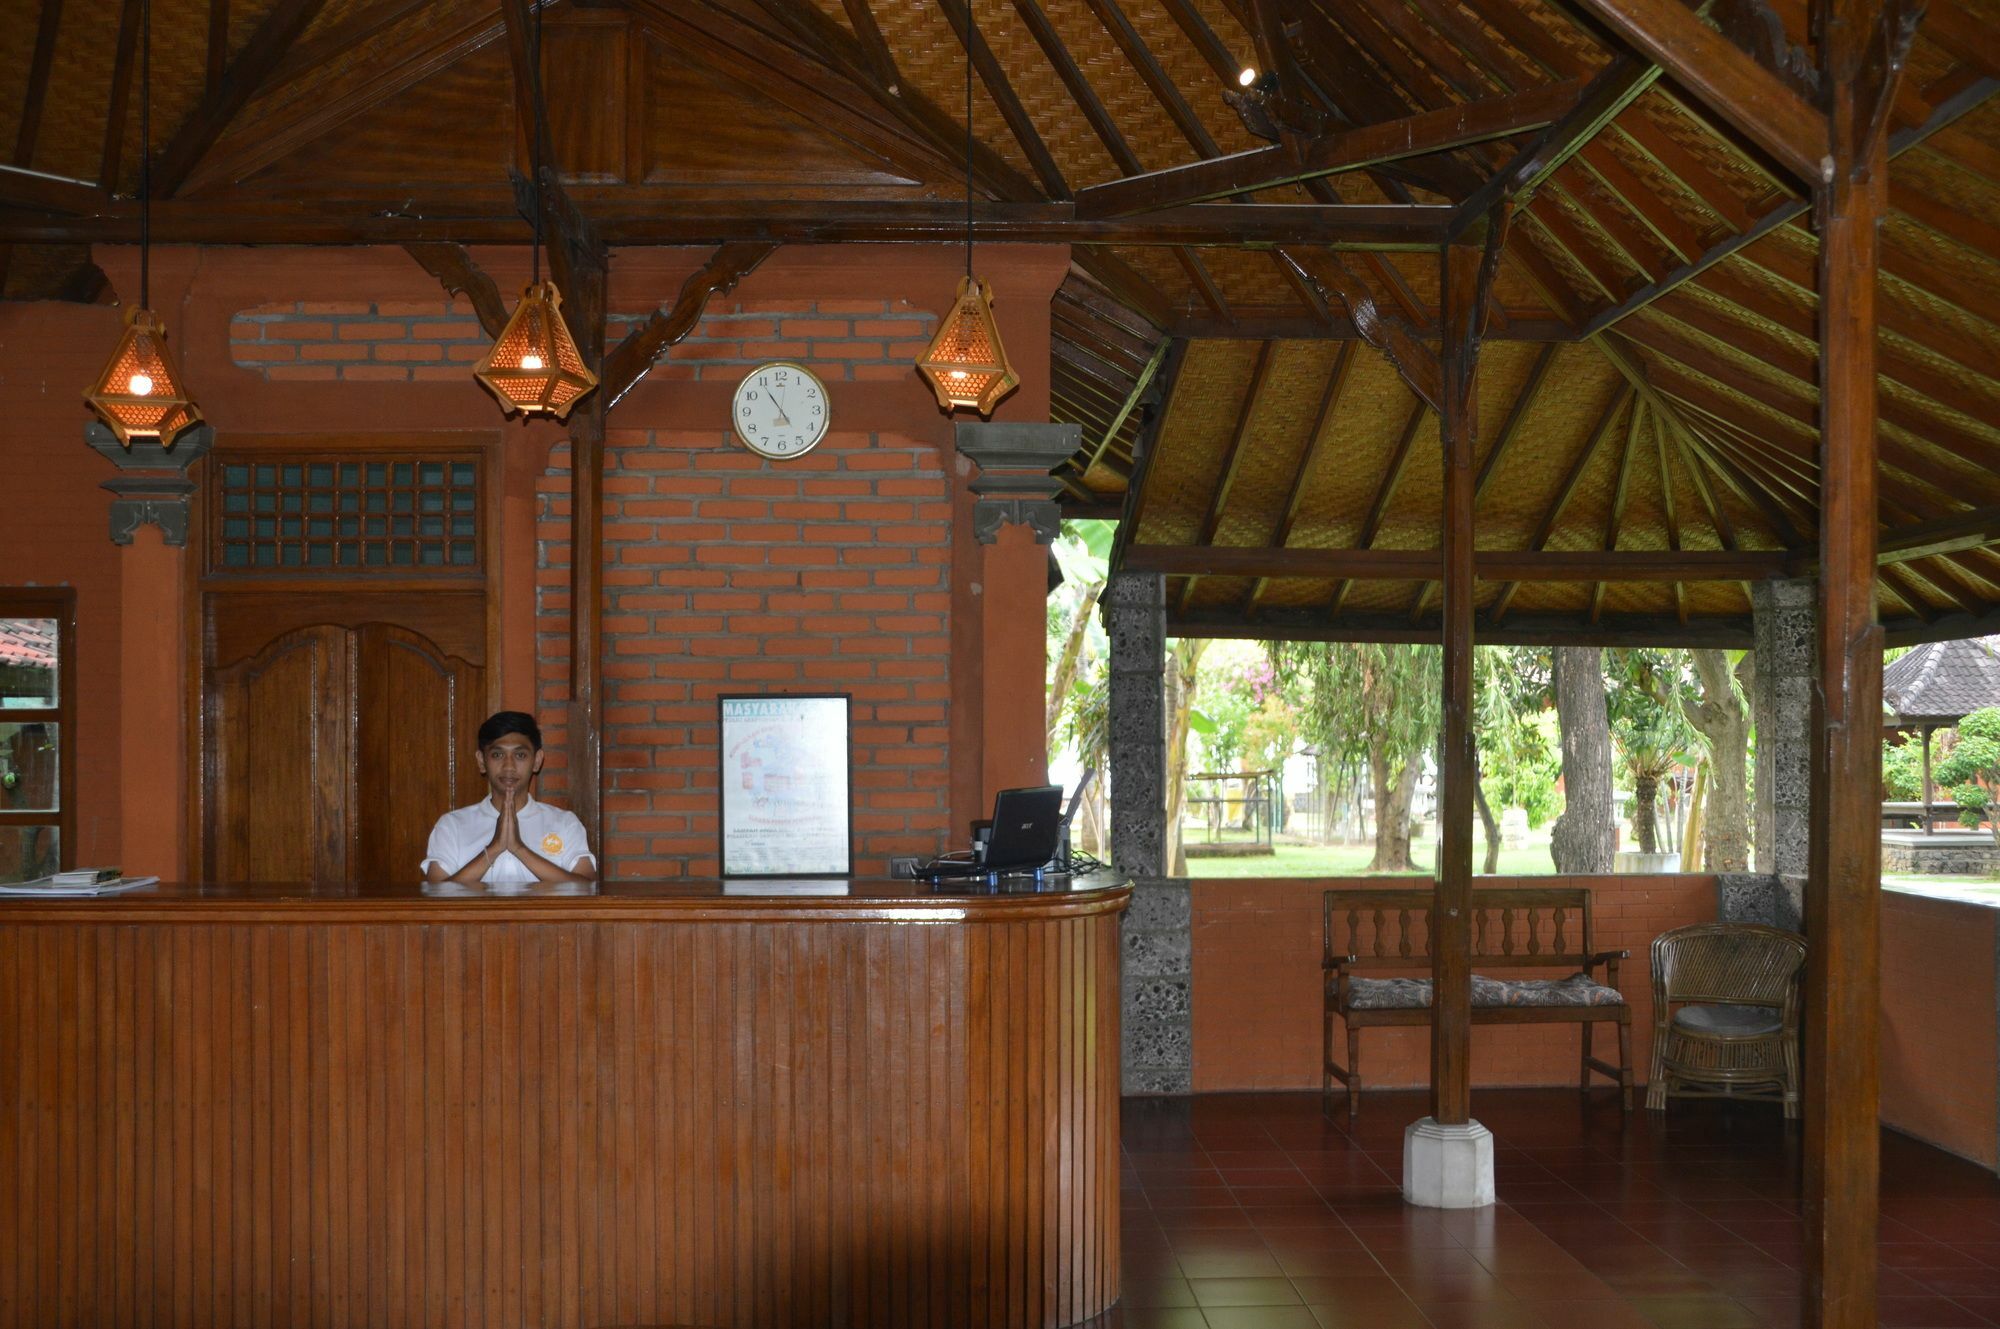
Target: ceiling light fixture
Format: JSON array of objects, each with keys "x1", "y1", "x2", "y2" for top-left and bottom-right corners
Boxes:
[
  {"x1": 914, "y1": 0, "x2": 1019, "y2": 417},
  {"x1": 473, "y1": 0, "x2": 597, "y2": 420},
  {"x1": 84, "y1": 0, "x2": 201, "y2": 447},
  {"x1": 1238, "y1": 66, "x2": 1259, "y2": 87}
]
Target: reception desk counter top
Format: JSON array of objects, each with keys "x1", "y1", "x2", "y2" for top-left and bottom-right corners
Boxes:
[{"x1": 0, "y1": 872, "x2": 1128, "y2": 1329}]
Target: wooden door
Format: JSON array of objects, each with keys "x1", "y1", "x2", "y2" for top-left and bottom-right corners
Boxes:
[
  {"x1": 208, "y1": 624, "x2": 351, "y2": 883},
  {"x1": 349, "y1": 623, "x2": 484, "y2": 882}
]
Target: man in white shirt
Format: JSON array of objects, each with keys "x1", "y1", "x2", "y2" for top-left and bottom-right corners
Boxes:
[{"x1": 422, "y1": 711, "x2": 597, "y2": 888}]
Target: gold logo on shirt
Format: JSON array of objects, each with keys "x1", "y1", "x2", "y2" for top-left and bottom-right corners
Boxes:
[{"x1": 541, "y1": 833, "x2": 564, "y2": 855}]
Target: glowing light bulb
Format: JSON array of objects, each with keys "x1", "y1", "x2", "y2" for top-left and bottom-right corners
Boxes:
[
  {"x1": 949, "y1": 370, "x2": 968, "y2": 381},
  {"x1": 127, "y1": 372, "x2": 154, "y2": 396},
  {"x1": 521, "y1": 352, "x2": 545, "y2": 371},
  {"x1": 1238, "y1": 66, "x2": 1258, "y2": 87}
]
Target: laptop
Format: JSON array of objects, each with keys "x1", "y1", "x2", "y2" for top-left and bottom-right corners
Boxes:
[{"x1": 928, "y1": 785, "x2": 1064, "y2": 879}]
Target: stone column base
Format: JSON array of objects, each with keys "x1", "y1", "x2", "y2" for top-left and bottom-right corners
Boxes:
[{"x1": 1402, "y1": 1117, "x2": 1496, "y2": 1208}]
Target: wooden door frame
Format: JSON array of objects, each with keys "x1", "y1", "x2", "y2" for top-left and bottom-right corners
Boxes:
[
  {"x1": 185, "y1": 431, "x2": 505, "y2": 881},
  {"x1": 0, "y1": 586, "x2": 78, "y2": 873}
]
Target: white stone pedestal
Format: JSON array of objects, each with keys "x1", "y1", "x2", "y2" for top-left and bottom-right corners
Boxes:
[{"x1": 1402, "y1": 1117, "x2": 1495, "y2": 1208}]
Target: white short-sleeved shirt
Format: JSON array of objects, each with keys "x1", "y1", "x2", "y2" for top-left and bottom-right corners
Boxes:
[{"x1": 421, "y1": 794, "x2": 595, "y2": 886}]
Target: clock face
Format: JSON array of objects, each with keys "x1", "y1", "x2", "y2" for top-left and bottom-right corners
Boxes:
[{"x1": 733, "y1": 362, "x2": 830, "y2": 460}]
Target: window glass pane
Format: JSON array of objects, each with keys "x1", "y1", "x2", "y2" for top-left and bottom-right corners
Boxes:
[
  {"x1": 0, "y1": 825, "x2": 58, "y2": 884},
  {"x1": 0, "y1": 723, "x2": 57, "y2": 810},
  {"x1": 0, "y1": 620, "x2": 58, "y2": 706}
]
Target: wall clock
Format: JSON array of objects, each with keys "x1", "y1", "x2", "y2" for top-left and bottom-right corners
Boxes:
[{"x1": 732, "y1": 362, "x2": 830, "y2": 460}]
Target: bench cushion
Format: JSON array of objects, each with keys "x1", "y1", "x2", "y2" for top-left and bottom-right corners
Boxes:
[{"x1": 1346, "y1": 972, "x2": 1625, "y2": 1011}]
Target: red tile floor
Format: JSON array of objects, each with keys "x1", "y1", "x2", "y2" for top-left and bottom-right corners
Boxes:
[{"x1": 1078, "y1": 1089, "x2": 2000, "y2": 1329}]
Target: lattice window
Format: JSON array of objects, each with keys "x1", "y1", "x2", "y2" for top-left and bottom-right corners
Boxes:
[{"x1": 211, "y1": 456, "x2": 481, "y2": 572}]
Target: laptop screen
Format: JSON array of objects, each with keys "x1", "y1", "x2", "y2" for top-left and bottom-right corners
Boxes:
[{"x1": 985, "y1": 785, "x2": 1064, "y2": 870}]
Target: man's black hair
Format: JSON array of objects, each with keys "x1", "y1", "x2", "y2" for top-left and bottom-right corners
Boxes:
[{"x1": 477, "y1": 711, "x2": 543, "y2": 751}]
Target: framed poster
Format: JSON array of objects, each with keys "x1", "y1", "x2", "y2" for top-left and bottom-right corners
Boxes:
[{"x1": 718, "y1": 693, "x2": 853, "y2": 877}]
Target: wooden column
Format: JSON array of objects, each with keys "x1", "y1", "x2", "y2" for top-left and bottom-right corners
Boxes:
[
  {"x1": 563, "y1": 257, "x2": 607, "y2": 861},
  {"x1": 1432, "y1": 241, "x2": 1487, "y2": 1126},
  {"x1": 1805, "y1": 0, "x2": 1895, "y2": 1319}
]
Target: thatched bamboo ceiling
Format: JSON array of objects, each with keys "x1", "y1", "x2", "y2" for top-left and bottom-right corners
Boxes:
[{"x1": 1, "y1": 0, "x2": 1995, "y2": 644}]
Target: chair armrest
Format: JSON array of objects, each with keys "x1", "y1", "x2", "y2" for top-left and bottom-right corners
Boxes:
[
  {"x1": 1584, "y1": 949, "x2": 1628, "y2": 983},
  {"x1": 1323, "y1": 953, "x2": 1360, "y2": 973}
]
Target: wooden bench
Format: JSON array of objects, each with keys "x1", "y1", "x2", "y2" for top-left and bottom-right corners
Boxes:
[{"x1": 1323, "y1": 887, "x2": 1632, "y2": 1120}]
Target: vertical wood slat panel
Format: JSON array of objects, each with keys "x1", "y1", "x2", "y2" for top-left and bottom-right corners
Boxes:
[{"x1": 0, "y1": 905, "x2": 1123, "y2": 1329}]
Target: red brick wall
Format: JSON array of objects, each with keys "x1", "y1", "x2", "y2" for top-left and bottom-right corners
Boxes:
[
  {"x1": 1191, "y1": 875, "x2": 1718, "y2": 1092},
  {"x1": 534, "y1": 404, "x2": 954, "y2": 877},
  {"x1": 1881, "y1": 890, "x2": 1999, "y2": 1169}
]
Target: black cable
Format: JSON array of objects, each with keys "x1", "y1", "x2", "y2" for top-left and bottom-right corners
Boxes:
[
  {"x1": 963, "y1": 0, "x2": 972, "y2": 278},
  {"x1": 530, "y1": 0, "x2": 544, "y2": 285},
  {"x1": 139, "y1": 0, "x2": 150, "y2": 308}
]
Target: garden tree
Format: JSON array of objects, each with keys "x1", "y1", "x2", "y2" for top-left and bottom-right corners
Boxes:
[
  {"x1": 1164, "y1": 638, "x2": 1211, "y2": 876},
  {"x1": 1683, "y1": 650, "x2": 1754, "y2": 871},
  {"x1": 1550, "y1": 647, "x2": 1615, "y2": 872},
  {"x1": 1935, "y1": 707, "x2": 2000, "y2": 846},
  {"x1": 1045, "y1": 521, "x2": 1113, "y2": 852},
  {"x1": 1881, "y1": 735, "x2": 1925, "y2": 801},
  {"x1": 1275, "y1": 642, "x2": 1441, "y2": 871},
  {"x1": 1474, "y1": 647, "x2": 1554, "y2": 873},
  {"x1": 1606, "y1": 649, "x2": 1700, "y2": 855}
]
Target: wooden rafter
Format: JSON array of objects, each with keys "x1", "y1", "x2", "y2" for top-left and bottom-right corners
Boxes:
[
  {"x1": 602, "y1": 242, "x2": 778, "y2": 408},
  {"x1": 154, "y1": 0, "x2": 333, "y2": 195},
  {"x1": 1331, "y1": 400, "x2": 1427, "y2": 620},
  {"x1": 1127, "y1": 544, "x2": 1787, "y2": 581},
  {"x1": 1589, "y1": 401, "x2": 1644, "y2": 622},
  {"x1": 1177, "y1": 343, "x2": 1275, "y2": 614},
  {"x1": 402, "y1": 242, "x2": 508, "y2": 338},
  {"x1": 1489, "y1": 385, "x2": 1631, "y2": 621},
  {"x1": 1654, "y1": 408, "x2": 1688, "y2": 624},
  {"x1": 1078, "y1": 79, "x2": 1588, "y2": 218},
  {"x1": 1247, "y1": 343, "x2": 1355, "y2": 615},
  {"x1": 1081, "y1": 339, "x2": 1172, "y2": 480},
  {"x1": 1009, "y1": 0, "x2": 1141, "y2": 174},
  {"x1": 1473, "y1": 344, "x2": 1557, "y2": 504},
  {"x1": 933, "y1": 0, "x2": 1068, "y2": 199},
  {"x1": 99, "y1": 0, "x2": 142, "y2": 192},
  {"x1": 15, "y1": 0, "x2": 64, "y2": 169},
  {"x1": 1282, "y1": 250, "x2": 1442, "y2": 412}
]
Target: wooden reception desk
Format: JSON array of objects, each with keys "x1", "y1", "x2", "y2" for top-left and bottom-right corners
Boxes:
[{"x1": 0, "y1": 875, "x2": 1128, "y2": 1329}]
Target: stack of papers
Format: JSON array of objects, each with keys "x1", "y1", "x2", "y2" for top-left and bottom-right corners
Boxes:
[{"x1": 0, "y1": 872, "x2": 160, "y2": 896}]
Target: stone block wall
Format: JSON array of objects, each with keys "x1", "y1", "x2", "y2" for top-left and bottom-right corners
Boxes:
[{"x1": 1123, "y1": 878, "x2": 1193, "y2": 1094}]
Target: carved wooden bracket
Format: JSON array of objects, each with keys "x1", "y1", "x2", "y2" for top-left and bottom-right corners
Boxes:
[
  {"x1": 402, "y1": 242, "x2": 509, "y2": 339},
  {"x1": 1282, "y1": 249, "x2": 1442, "y2": 414},
  {"x1": 601, "y1": 242, "x2": 779, "y2": 408}
]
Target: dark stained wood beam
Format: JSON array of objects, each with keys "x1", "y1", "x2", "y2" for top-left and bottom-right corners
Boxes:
[
  {"x1": 98, "y1": 0, "x2": 142, "y2": 192},
  {"x1": 1107, "y1": 334, "x2": 1186, "y2": 572},
  {"x1": 1172, "y1": 606, "x2": 1756, "y2": 647},
  {"x1": 1009, "y1": 0, "x2": 1142, "y2": 174},
  {"x1": 1166, "y1": 312, "x2": 1578, "y2": 340},
  {"x1": 1561, "y1": 0, "x2": 1827, "y2": 183},
  {"x1": 1126, "y1": 544, "x2": 1786, "y2": 581},
  {"x1": 1076, "y1": 79, "x2": 1587, "y2": 218},
  {"x1": 838, "y1": 0, "x2": 900, "y2": 91},
  {"x1": 1331, "y1": 400, "x2": 1428, "y2": 620},
  {"x1": 1450, "y1": 57, "x2": 1659, "y2": 236},
  {"x1": 1247, "y1": 343, "x2": 1356, "y2": 615},
  {"x1": 1590, "y1": 403, "x2": 1645, "y2": 622},
  {"x1": 1473, "y1": 344, "x2": 1558, "y2": 503},
  {"x1": 1082, "y1": 338, "x2": 1173, "y2": 480},
  {"x1": 1282, "y1": 250, "x2": 1443, "y2": 412},
  {"x1": 602, "y1": 242, "x2": 778, "y2": 408},
  {"x1": 1082, "y1": 0, "x2": 1224, "y2": 158},
  {"x1": 1178, "y1": 343, "x2": 1275, "y2": 614},
  {"x1": 402, "y1": 242, "x2": 509, "y2": 339},
  {"x1": 1654, "y1": 410, "x2": 1689, "y2": 624},
  {"x1": 206, "y1": 0, "x2": 230, "y2": 91},
  {"x1": 1490, "y1": 386, "x2": 1632, "y2": 621},
  {"x1": 934, "y1": 0, "x2": 1069, "y2": 199},
  {"x1": 153, "y1": 0, "x2": 332, "y2": 196},
  {"x1": 14, "y1": 0, "x2": 64, "y2": 169}
]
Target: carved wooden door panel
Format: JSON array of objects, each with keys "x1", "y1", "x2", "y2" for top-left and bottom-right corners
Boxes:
[
  {"x1": 207, "y1": 624, "x2": 351, "y2": 883},
  {"x1": 348, "y1": 623, "x2": 484, "y2": 883}
]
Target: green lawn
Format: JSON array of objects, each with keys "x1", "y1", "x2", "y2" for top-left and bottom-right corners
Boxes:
[{"x1": 1183, "y1": 840, "x2": 1563, "y2": 878}]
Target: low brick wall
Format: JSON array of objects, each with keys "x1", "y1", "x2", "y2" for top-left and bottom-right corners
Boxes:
[
  {"x1": 1882, "y1": 833, "x2": 2000, "y2": 876},
  {"x1": 1882, "y1": 889, "x2": 2000, "y2": 1169},
  {"x1": 1189, "y1": 874, "x2": 1719, "y2": 1093}
]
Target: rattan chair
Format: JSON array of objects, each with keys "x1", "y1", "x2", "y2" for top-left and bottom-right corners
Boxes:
[{"x1": 1646, "y1": 922, "x2": 1806, "y2": 1117}]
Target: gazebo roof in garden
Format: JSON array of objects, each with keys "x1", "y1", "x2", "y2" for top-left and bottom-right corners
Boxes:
[
  {"x1": 0, "y1": 0, "x2": 1995, "y2": 645},
  {"x1": 1883, "y1": 637, "x2": 2000, "y2": 725}
]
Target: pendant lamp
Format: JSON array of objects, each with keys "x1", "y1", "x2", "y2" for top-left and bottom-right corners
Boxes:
[
  {"x1": 473, "y1": 0, "x2": 597, "y2": 420},
  {"x1": 914, "y1": 0, "x2": 1018, "y2": 417},
  {"x1": 84, "y1": 0, "x2": 201, "y2": 447}
]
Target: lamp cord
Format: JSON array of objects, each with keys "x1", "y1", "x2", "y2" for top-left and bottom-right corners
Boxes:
[
  {"x1": 963, "y1": 0, "x2": 972, "y2": 278},
  {"x1": 530, "y1": 0, "x2": 544, "y2": 285},
  {"x1": 139, "y1": 0, "x2": 150, "y2": 309}
]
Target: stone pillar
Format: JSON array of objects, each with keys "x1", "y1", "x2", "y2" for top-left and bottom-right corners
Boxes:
[
  {"x1": 955, "y1": 422, "x2": 1075, "y2": 806},
  {"x1": 1753, "y1": 578, "x2": 1814, "y2": 887},
  {"x1": 1103, "y1": 572, "x2": 1167, "y2": 877},
  {"x1": 1101, "y1": 571, "x2": 1188, "y2": 1094}
]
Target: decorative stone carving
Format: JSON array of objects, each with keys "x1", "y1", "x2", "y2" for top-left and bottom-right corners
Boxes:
[
  {"x1": 1103, "y1": 572, "x2": 1167, "y2": 878},
  {"x1": 86, "y1": 421, "x2": 211, "y2": 547},
  {"x1": 1751, "y1": 578, "x2": 1813, "y2": 878},
  {"x1": 954, "y1": 421, "x2": 1078, "y2": 545}
]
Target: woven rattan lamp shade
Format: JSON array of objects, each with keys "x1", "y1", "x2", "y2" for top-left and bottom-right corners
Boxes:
[
  {"x1": 916, "y1": 276, "x2": 1019, "y2": 416},
  {"x1": 83, "y1": 305, "x2": 202, "y2": 446},
  {"x1": 474, "y1": 282, "x2": 598, "y2": 419}
]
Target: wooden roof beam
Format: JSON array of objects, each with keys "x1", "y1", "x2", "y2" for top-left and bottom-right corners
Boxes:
[
  {"x1": 1171, "y1": 606, "x2": 1756, "y2": 648},
  {"x1": 1282, "y1": 250, "x2": 1442, "y2": 412},
  {"x1": 1489, "y1": 386, "x2": 1631, "y2": 621},
  {"x1": 934, "y1": 0, "x2": 1069, "y2": 200},
  {"x1": 1082, "y1": 339, "x2": 1173, "y2": 481},
  {"x1": 1473, "y1": 344, "x2": 1558, "y2": 504},
  {"x1": 603, "y1": 242, "x2": 776, "y2": 408},
  {"x1": 153, "y1": 0, "x2": 332, "y2": 196},
  {"x1": 1009, "y1": 0, "x2": 1142, "y2": 174},
  {"x1": 1559, "y1": 0, "x2": 1827, "y2": 185},
  {"x1": 1331, "y1": 398, "x2": 1427, "y2": 620},
  {"x1": 1178, "y1": 343, "x2": 1276, "y2": 613},
  {"x1": 15, "y1": 0, "x2": 64, "y2": 171},
  {"x1": 1126, "y1": 544, "x2": 1786, "y2": 581},
  {"x1": 1247, "y1": 343, "x2": 1356, "y2": 616},
  {"x1": 1590, "y1": 401, "x2": 1645, "y2": 622},
  {"x1": 1077, "y1": 79, "x2": 1588, "y2": 218}
]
